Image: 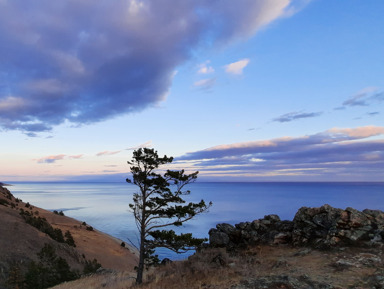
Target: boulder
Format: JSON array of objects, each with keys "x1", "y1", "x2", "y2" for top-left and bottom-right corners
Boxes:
[
  {"x1": 208, "y1": 204, "x2": 384, "y2": 249},
  {"x1": 209, "y1": 229, "x2": 230, "y2": 247}
]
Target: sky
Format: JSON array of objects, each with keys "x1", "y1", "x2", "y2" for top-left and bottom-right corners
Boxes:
[{"x1": 0, "y1": 0, "x2": 383, "y2": 182}]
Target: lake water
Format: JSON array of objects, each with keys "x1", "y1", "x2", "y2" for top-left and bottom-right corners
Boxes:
[{"x1": 8, "y1": 182, "x2": 384, "y2": 260}]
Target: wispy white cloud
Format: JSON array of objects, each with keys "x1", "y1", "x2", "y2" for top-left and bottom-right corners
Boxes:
[
  {"x1": 224, "y1": 59, "x2": 250, "y2": 75},
  {"x1": 273, "y1": 111, "x2": 322, "y2": 122},
  {"x1": 126, "y1": 141, "x2": 153, "y2": 150},
  {"x1": 342, "y1": 87, "x2": 384, "y2": 107},
  {"x1": 197, "y1": 61, "x2": 215, "y2": 74},
  {"x1": 194, "y1": 78, "x2": 216, "y2": 90}
]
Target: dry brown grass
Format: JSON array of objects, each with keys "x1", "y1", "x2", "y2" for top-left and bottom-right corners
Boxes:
[
  {"x1": 137, "y1": 245, "x2": 384, "y2": 289},
  {"x1": 50, "y1": 271, "x2": 137, "y2": 289},
  {"x1": 47, "y1": 243, "x2": 384, "y2": 289}
]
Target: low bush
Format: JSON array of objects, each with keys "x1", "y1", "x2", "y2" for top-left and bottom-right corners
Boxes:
[
  {"x1": 24, "y1": 243, "x2": 79, "y2": 289},
  {"x1": 19, "y1": 210, "x2": 75, "y2": 246},
  {"x1": 65, "y1": 230, "x2": 76, "y2": 247},
  {"x1": 83, "y1": 259, "x2": 102, "y2": 274},
  {"x1": 0, "y1": 198, "x2": 10, "y2": 206}
]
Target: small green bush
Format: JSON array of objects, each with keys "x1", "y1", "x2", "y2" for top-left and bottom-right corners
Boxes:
[
  {"x1": 0, "y1": 198, "x2": 10, "y2": 206},
  {"x1": 64, "y1": 230, "x2": 76, "y2": 247},
  {"x1": 83, "y1": 259, "x2": 101, "y2": 274},
  {"x1": 24, "y1": 243, "x2": 79, "y2": 289}
]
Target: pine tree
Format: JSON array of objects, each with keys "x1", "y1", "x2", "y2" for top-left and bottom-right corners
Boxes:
[{"x1": 126, "y1": 148, "x2": 212, "y2": 284}]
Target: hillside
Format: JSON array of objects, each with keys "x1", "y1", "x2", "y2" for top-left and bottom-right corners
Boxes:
[
  {"x1": 0, "y1": 185, "x2": 138, "y2": 288},
  {"x1": 52, "y1": 204, "x2": 384, "y2": 289},
  {"x1": 2, "y1": 184, "x2": 384, "y2": 289}
]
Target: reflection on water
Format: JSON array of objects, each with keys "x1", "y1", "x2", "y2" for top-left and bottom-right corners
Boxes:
[{"x1": 10, "y1": 182, "x2": 384, "y2": 260}]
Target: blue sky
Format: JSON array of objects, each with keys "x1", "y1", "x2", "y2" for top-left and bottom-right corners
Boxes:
[{"x1": 0, "y1": 0, "x2": 383, "y2": 182}]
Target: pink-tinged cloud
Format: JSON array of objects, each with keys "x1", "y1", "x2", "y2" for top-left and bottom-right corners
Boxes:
[
  {"x1": 326, "y1": 126, "x2": 384, "y2": 139},
  {"x1": 36, "y1": 154, "x2": 66, "y2": 164},
  {"x1": 177, "y1": 126, "x2": 384, "y2": 181},
  {"x1": 96, "y1": 151, "x2": 121, "y2": 157},
  {"x1": 69, "y1": 154, "x2": 83, "y2": 159}
]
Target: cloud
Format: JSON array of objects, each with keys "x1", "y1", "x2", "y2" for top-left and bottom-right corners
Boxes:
[
  {"x1": 176, "y1": 126, "x2": 384, "y2": 181},
  {"x1": 68, "y1": 154, "x2": 83, "y2": 159},
  {"x1": 342, "y1": 87, "x2": 384, "y2": 107},
  {"x1": 0, "y1": 0, "x2": 299, "y2": 134},
  {"x1": 96, "y1": 150, "x2": 121, "y2": 157},
  {"x1": 327, "y1": 126, "x2": 384, "y2": 139},
  {"x1": 35, "y1": 154, "x2": 83, "y2": 163},
  {"x1": 197, "y1": 61, "x2": 215, "y2": 74},
  {"x1": 273, "y1": 111, "x2": 322, "y2": 122},
  {"x1": 194, "y1": 78, "x2": 216, "y2": 90},
  {"x1": 126, "y1": 141, "x2": 153, "y2": 150},
  {"x1": 36, "y1": 154, "x2": 66, "y2": 164},
  {"x1": 224, "y1": 59, "x2": 250, "y2": 75}
]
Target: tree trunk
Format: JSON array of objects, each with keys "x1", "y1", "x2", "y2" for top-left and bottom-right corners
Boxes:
[{"x1": 136, "y1": 220, "x2": 146, "y2": 284}]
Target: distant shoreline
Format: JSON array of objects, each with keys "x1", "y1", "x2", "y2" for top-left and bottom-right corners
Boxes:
[{"x1": 0, "y1": 182, "x2": 12, "y2": 186}]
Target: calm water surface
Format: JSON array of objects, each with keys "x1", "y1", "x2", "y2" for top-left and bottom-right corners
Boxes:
[{"x1": 9, "y1": 182, "x2": 384, "y2": 260}]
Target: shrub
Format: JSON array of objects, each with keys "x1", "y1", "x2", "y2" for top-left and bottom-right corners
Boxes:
[
  {"x1": 6, "y1": 262, "x2": 24, "y2": 289},
  {"x1": 86, "y1": 226, "x2": 94, "y2": 231},
  {"x1": 24, "y1": 243, "x2": 79, "y2": 289},
  {"x1": 0, "y1": 198, "x2": 10, "y2": 206},
  {"x1": 20, "y1": 210, "x2": 67, "y2": 244},
  {"x1": 54, "y1": 210, "x2": 65, "y2": 216},
  {"x1": 83, "y1": 259, "x2": 101, "y2": 274},
  {"x1": 64, "y1": 230, "x2": 76, "y2": 247}
]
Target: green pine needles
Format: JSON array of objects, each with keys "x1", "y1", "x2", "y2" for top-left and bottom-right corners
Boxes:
[{"x1": 126, "y1": 148, "x2": 212, "y2": 284}]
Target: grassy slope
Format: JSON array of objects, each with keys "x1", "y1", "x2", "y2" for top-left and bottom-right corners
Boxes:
[
  {"x1": 0, "y1": 186, "x2": 138, "y2": 287},
  {"x1": 51, "y1": 244, "x2": 384, "y2": 289}
]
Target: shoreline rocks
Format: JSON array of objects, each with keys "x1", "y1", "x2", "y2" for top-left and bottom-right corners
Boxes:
[{"x1": 209, "y1": 204, "x2": 384, "y2": 249}]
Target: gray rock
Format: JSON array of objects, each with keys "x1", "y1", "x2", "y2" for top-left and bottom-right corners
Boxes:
[
  {"x1": 209, "y1": 229, "x2": 230, "y2": 247},
  {"x1": 216, "y1": 223, "x2": 235, "y2": 235}
]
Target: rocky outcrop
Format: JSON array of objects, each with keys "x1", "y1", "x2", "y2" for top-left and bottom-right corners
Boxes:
[{"x1": 209, "y1": 204, "x2": 384, "y2": 249}]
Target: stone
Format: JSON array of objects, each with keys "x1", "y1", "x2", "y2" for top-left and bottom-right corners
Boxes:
[
  {"x1": 209, "y1": 229, "x2": 230, "y2": 247},
  {"x1": 273, "y1": 232, "x2": 291, "y2": 245},
  {"x1": 216, "y1": 223, "x2": 235, "y2": 235},
  {"x1": 161, "y1": 258, "x2": 172, "y2": 265},
  {"x1": 264, "y1": 214, "x2": 281, "y2": 223},
  {"x1": 208, "y1": 205, "x2": 384, "y2": 249}
]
